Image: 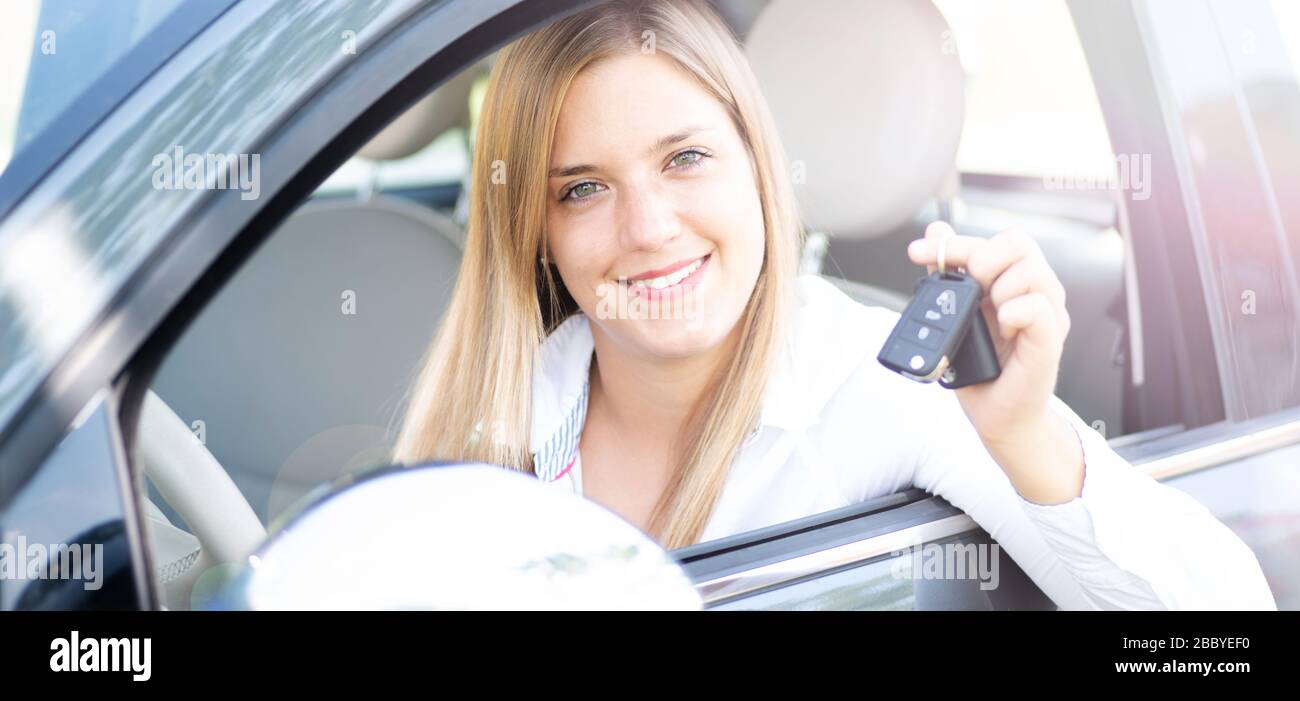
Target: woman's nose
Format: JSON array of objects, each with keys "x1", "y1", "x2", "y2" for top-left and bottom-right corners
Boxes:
[{"x1": 618, "y1": 183, "x2": 680, "y2": 252}]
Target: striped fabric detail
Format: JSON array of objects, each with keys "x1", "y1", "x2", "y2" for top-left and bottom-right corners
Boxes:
[
  {"x1": 532, "y1": 378, "x2": 590, "y2": 482},
  {"x1": 554, "y1": 453, "x2": 578, "y2": 481}
]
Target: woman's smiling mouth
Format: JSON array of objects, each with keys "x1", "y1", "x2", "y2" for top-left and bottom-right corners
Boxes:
[{"x1": 619, "y1": 253, "x2": 712, "y2": 296}]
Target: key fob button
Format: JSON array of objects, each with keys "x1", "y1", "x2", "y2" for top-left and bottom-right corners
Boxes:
[
  {"x1": 914, "y1": 303, "x2": 956, "y2": 331},
  {"x1": 901, "y1": 320, "x2": 942, "y2": 350},
  {"x1": 880, "y1": 338, "x2": 935, "y2": 375},
  {"x1": 879, "y1": 269, "x2": 997, "y2": 386}
]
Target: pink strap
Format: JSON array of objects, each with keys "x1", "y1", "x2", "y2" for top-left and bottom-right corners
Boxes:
[{"x1": 553, "y1": 452, "x2": 577, "y2": 481}]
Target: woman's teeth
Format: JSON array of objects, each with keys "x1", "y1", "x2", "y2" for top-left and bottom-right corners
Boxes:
[{"x1": 627, "y1": 256, "x2": 705, "y2": 290}]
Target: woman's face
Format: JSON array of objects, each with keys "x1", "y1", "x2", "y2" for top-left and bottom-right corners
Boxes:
[{"x1": 545, "y1": 51, "x2": 766, "y2": 361}]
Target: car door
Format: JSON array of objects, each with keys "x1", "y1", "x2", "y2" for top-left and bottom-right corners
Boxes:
[
  {"x1": 0, "y1": 0, "x2": 593, "y2": 610},
  {"x1": 0, "y1": 0, "x2": 246, "y2": 613},
  {"x1": 1093, "y1": 0, "x2": 1300, "y2": 611},
  {"x1": 674, "y1": 0, "x2": 1300, "y2": 610},
  {"x1": 0, "y1": 390, "x2": 145, "y2": 610},
  {"x1": 8, "y1": 0, "x2": 1292, "y2": 612}
]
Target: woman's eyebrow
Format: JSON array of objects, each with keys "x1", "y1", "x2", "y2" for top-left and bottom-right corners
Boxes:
[
  {"x1": 645, "y1": 125, "x2": 711, "y2": 158},
  {"x1": 547, "y1": 125, "x2": 713, "y2": 178}
]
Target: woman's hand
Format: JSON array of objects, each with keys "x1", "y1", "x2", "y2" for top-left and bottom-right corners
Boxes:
[{"x1": 907, "y1": 220, "x2": 1084, "y2": 505}]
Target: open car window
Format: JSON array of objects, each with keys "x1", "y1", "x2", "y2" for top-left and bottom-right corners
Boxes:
[{"x1": 102, "y1": 0, "x2": 1298, "y2": 613}]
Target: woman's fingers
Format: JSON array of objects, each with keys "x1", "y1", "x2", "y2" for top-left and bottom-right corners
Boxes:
[
  {"x1": 964, "y1": 229, "x2": 1040, "y2": 292},
  {"x1": 988, "y1": 255, "x2": 1066, "y2": 313},
  {"x1": 907, "y1": 221, "x2": 980, "y2": 273},
  {"x1": 971, "y1": 232, "x2": 1069, "y2": 347},
  {"x1": 909, "y1": 226, "x2": 1065, "y2": 314},
  {"x1": 908, "y1": 224, "x2": 1071, "y2": 353},
  {"x1": 996, "y1": 291, "x2": 1065, "y2": 353},
  {"x1": 908, "y1": 223, "x2": 1036, "y2": 288}
]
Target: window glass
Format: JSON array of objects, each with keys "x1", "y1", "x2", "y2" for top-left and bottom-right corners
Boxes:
[
  {"x1": 1, "y1": 395, "x2": 139, "y2": 610},
  {"x1": 0, "y1": 0, "x2": 185, "y2": 177},
  {"x1": 707, "y1": 533, "x2": 1054, "y2": 611},
  {"x1": 1165, "y1": 440, "x2": 1300, "y2": 611},
  {"x1": 933, "y1": 0, "x2": 1114, "y2": 180},
  {"x1": 314, "y1": 127, "x2": 470, "y2": 197},
  {"x1": 1140, "y1": 0, "x2": 1300, "y2": 417},
  {"x1": 0, "y1": 0, "x2": 417, "y2": 447},
  {"x1": 136, "y1": 61, "x2": 481, "y2": 607},
  {"x1": 1276, "y1": 0, "x2": 1300, "y2": 75},
  {"x1": 313, "y1": 70, "x2": 490, "y2": 199}
]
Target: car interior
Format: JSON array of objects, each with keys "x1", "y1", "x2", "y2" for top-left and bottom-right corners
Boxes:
[{"x1": 134, "y1": 0, "x2": 1132, "y2": 609}]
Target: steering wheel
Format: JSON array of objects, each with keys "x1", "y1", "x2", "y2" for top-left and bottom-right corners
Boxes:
[{"x1": 137, "y1": 389, "x2": 266, "y2": 606}]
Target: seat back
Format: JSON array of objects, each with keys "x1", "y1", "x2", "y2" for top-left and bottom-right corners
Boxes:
[{"x1": 150, "y1": 197, "x2": 464, "y2": 523}]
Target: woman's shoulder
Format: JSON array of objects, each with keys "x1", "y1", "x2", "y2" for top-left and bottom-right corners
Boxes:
[
  {"x1": 769, "y1": 275, "x2": 919, "y2": 419},
  {"x1": 775, "y1": 276, "x2": 941, "y2": 492},
  {"x1": 792, "y1": 274, "x2": 904, "y2": 357}
]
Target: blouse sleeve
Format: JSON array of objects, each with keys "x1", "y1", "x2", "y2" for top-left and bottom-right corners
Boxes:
[
  {"x1": 801, "y1": 287, "x2": 1275, "y2": 610},
  {"x1": 900, "y1": 377, "x2": 1277, "y2": 610},
  {"x1": 1011, "y1": 394, "x2": 1276, "y2": 609}
]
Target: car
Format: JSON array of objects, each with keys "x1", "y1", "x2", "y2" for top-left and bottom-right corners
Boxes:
[{"x1": 1, "y1": 0, "x2": 1298, "y2": 611}]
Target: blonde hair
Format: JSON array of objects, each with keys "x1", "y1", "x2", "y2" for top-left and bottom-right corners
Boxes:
[{"x1": 393, "y1": 0, "x2": 804, "y2": 549}]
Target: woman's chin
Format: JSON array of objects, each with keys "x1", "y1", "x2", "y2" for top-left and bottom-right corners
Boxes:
[{"x1": 622, "y1": 315, "x2": 734, "y2": 359}]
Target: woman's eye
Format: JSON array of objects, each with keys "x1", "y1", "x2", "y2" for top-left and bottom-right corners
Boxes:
[
  {"x1": 669, "y1": 148, "x2": 708, "y2": 169},
  {"x1": 562, "y1": 181, "x2": 604, "y2": 202}
]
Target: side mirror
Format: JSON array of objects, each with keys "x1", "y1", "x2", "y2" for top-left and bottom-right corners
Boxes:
[{"x1": 217, "y1": 462, "x2": 703, "y2": 610}]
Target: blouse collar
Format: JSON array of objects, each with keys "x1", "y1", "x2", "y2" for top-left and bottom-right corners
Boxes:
[{"x1": 529, "y1": 275, "x2": 867, "y2": 480}]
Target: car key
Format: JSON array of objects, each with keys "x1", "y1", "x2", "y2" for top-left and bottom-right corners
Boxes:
[
  {"x1": 938, "y1": 307, "x2": 1001, "y2": 389},
  {"x1": 877, "y1": 270, "x2": 987, "y2": 384}
]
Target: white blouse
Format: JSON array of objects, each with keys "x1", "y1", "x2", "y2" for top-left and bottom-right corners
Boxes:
[{"x1": 529, "y1": 274, "x2": 1276, "y2": 610}]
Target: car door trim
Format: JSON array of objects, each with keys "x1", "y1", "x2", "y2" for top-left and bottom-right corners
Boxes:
[
  {"x1": 693, "y1": 409, "x2": 1300, "y2": 605},
  {"x1": 1138, "y1": 414, "x2": 1300, "y2": 481},
  {"x1": 696, "y1": 514, "x2": 977, "y2": 605}
]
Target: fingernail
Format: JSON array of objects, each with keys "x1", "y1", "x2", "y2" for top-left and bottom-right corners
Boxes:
[{"x1": 908, "y1": 239, "x2": 928, "y2": 257}]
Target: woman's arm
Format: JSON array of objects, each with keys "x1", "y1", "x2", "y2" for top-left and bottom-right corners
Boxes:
[
  {"x1": 906, "y1": 379, "x2": 1277, "y2": 610},
  {"x1": 886, "y1": 221, "x2": 1276, "y2": 610},
  {"x1": 1027, "y1": 395, "x2": 1276, "y2": 609}
]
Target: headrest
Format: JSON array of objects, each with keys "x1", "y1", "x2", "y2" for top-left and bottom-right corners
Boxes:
[
  {"x1": 357, "y1": 65, "x2": 479, "y2": 162},
  {"x1": 745, "y1": 0, "x2": 965, "y2": 237}
]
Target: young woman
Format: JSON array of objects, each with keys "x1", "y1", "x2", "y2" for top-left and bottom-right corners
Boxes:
[{"x1": 394, "y1": 0, "x2": 1274, "y2": 610}]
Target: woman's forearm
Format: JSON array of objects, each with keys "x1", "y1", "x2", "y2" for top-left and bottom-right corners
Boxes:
[{"x1": 983, "y1": 410, "x2": 1085, "y2": 506}]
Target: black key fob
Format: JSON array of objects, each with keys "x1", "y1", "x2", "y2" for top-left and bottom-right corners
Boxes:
[
  {"x1": 939, "y1": 307, "x2": 1001, "y2": 389},
  {"x1": 877, "y1": 270, "x2": 1000, "y2": 388}
]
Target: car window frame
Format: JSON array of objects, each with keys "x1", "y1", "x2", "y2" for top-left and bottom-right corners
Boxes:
[
  {"x1": 1069, "y1": 0, "x2": 1300, "y2": 458},
  {"x1": 111, "y1": 0, "x2": 598, "y2": 609},
  {"x1": 0, "y1": 0, "x2": 428, "y2": 502},
  {"x1": 679, "y1": 0, "x2": 1300, "y2": 609},
  {"x1": 0, "y1": 0, "x2": 239, "y2": 223},
  {"x1": 114, "y1": 0, "x2": 1300, "y2": 610},
  {"x1": 0, "y1": 0, "x2": 569, "y2": 534},
  {"x1": 1, "y1": 387, "x2": 148, "y2": 610},
  {"x1": 0, "y1": 0, "x2": 599, "y2": 609},
  {"x1": 31, "y1": 0, "x2": 1294, "y2": 611}
]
